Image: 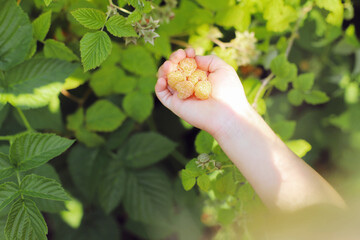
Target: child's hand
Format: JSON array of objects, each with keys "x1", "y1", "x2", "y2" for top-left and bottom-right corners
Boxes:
[{"x1": 155, "y1": 48, "x2": 250, "y2": 136}]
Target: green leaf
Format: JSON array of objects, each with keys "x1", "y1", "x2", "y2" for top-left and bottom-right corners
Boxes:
[
  {"x1": 123, "y1": 91, "x2": 154, "y2": 123},
  {"x1": 196, "y1": 0, "x2": 235, "y2": 11},
  {"x1": 98, "y1": 160, "x2": 126, "y2": 214},
  {"x1": 106, "y1": 120, "x2": 135, "y2": 150},
  {"x1": 67, "y1": 108, "x2": 84, "y2": 131},
  {"x1": 304, "y1": 90, "x2": 330, "y2": 105},
  {"x1": 126, "y1": 9, "x2": 142, "y2": 24},
  {"x1": 181, "y1": 169, "x2": 196, "y2": 191},
  {"x1": 0, "y1": 58, "x2": 78, "y2": 109},
  {"x1": 44, "y1": 0, "x2": 52, "y2": 6},
  {"x1": 217, "y1": 208, "x2": 236, "y2": 226},
  {"x1": 293, "y1": 73, "x2": 314, "y2": 91},
  {"x1": 80, "y1": 31, "x2": 112, "y2": 71},
  {"x1": 90, "y1": 66, "x2": 136, "y2": 96},
  {"x1": 0, "y1": 153, "x2": 15, "y2": 181},
  {"x1": 71, "y1": 8, "x2": 106, "y2": 29},
  {"x1": 315, "y1": 0, "x2": 343, "y2": 26},
  {"x1": 32, "y1": 11, "x2": 52, "y2": 41},
  {"x1": 124, "y1": 168, "x2": 172, "y2": 223},
  {"x1": 68, "y1": 145, "x2": 105, "y2": 201},
  {"x1": 44, "y1": 39, "x2": 79, "y2": 61},
  {"x1": 9, "y1": 132, "x2": 75, "y2": 172},
  {"x1": 120, "y1": 46, "x2": 156, "y2": 76},
  {"x1": 286, "y1": 139, "x2": 312, "y2": 158},
  {"x1": 106, "y1": 15, "x2": 137, "y2": 37},
  {"x1": 0, "y1": 0, "x2": 32, "y2": 71},
  {"x1": 136, "y1": 76, "x2": 157, "y2": 93},
  {"x1": 20, "y1": 174, "x2": 70, "y2": 201},
  {"x1": 75, "y1": 127, "x2": 105, "y2": 148},
  {"x1": 0, "y1": 182, "x2": 19, "y2": 211},
  {"x1": 85, "y1": 99, "x2": 126, "y2": 132},
  {"x1": 263, "y1": 0, "x2": 297, "y2": 32},
  {"x1": 120, "y1": 132, "x2": 176, "y2": 169},
  {"x1": 271, "y1": 120, "x2": 296, "y2": 141},
  {"x1": 215, "y1": 3, "x2": 251, "y2": 32},
  {"x1": 195, "y1": 130, "x2": 214, "y2": 154},
  {"x1": 5, "y1": 198, "x2": 47, "y2": 240},
  {"x1": 270, "y1": 54, "x2": 297, "y2": 91},
  {"x1": 185, "y1": 159, "x2": 205, "y2": 177},
  {"x1": 287, "y1": 88, "x2": 304, "y2": 106},
  {"x1": 197, "y1": 174, "x2": 210, "y2": 192},
  {"x1": 214, "y1": 172, "x2": 236, "y2": 199}
]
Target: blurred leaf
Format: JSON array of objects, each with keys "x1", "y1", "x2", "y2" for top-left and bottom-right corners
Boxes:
[
  {"x1": 271, "y1": 120, "x2": 296, "y2": 141},
  {"x1": 214, "y1": 172, "x2": 236, "y2": 199},
  {"x1": 196, "y1": 0, "x2": 235, "y2": 11},
  {"x1": 44, "y1": 39, "x2": 79, "y2": 61},
  {"x1": 270, "y1": 54, "x2": 297, "y2": 91},
  {"x1": 32, "y1": 11, "x2": 52, "y2": 41},
  {"x1": 19, "y1": 106, "x2": 64, "y2": 132},
  {"x1": 0, "y1": 0, "x2": 32, "y2": 71},
  {"x1": 181, "y1": 169, "x2": 196, "y2": 191},
  {"x1": 293, "y1": 73, "x2": 314, "y2": 91},
  {"x1": 304, "y1": 90, "x2": 330, "y2": 105},
  {"x1": 120, "y1": 46, "x2": 156, "y2": 76},
  {"x1": 315, "y1": 0, "x2": 343, "y2": 26},
  {"x1": 121, "y1": 132, "x2": 176, "y2": 169},
  {"x1": 0, "y1": 153, "x2": 15, "y2": 181},
  {"x1": 215, "y1": 3, "x2": 251, "y2": 32},
  {"x1": 123, "y1": 91, "x2": 154, "y2": 123},
  {"x1": 288, "y1": 88, "x2": 304, "y2": 106},
  {"x1": 75, "y1": 127, "x2": 105, "y2": 147},
  {"x1": 71, "y1": 8, "x2": 106, "y2": 29},
  {"x1": 217, "y1": 208, "x2": 236, "y2": 226},
  {"x1": 85, "y1": 100, "x2": 126, "y2": 132},
  {"x1": 185, "y1": 159, "x2": 205, "y2": 177},
  {"x1": 124, "y1": 168, "x2": 172, "y2": 223},
  {"x1": 197, "y1": 174, "x2": 210, "y2": 192},
  {"x1": 126, "y1": 9, "x2": 141, "y2": 24},
  {"x1": 105, "y1": 15, "x2": 137, "y2": 37},
  {"x1": 263, "y1": 0, "x2": 297, "y2": 32},
  {"x1": 67, "y1": 108, "x2": 84, "y2": 132},
  {"x1": 195, "y1": 130, "x2": 214, "y2": 154},
  {"x1": 286, "y1": 139, "x2": 312, "y2": 158},
  {"x1": 136, "y1": 76, "x2": 157, "y2": 93},
  {"x1": 80, "y1": 31, "x2": 112, "y2": 71},
  {"x1": 106, "y1": 119, "x2": 135, "y2": 150}
]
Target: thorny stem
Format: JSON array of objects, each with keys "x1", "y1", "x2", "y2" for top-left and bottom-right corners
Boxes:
[
  {"x1": 252, "y1": 6, "x2": 312, "y2": 110},
  {"x1": 16, "y1": 107, "x2": 33, "y2": 132}
]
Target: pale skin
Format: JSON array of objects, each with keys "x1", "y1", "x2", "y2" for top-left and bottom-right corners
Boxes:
[{"x1": 156, "y1": 48, "x2": 346, "y2": 212}]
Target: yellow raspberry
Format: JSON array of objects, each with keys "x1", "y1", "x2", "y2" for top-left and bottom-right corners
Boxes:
[
  {"x1": 188, "y1": 69, "x2": 207, "y2": 85},
  {"x1": 178, "y1": 58, "x2": 197, "y2": 77},
  {"x1": 175, "y1": 81, "x2": 195, "y2": 99},
  {"x1": 167, "y1": 70, "x2": 186, "y2": 89},
  {"x1": 194, "y1": 81, "x2": 211, "y2": 100}
]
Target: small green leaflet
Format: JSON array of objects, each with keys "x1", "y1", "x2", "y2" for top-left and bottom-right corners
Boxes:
[
  {"x1": 126, "y1": 9, "x2": 142, "y2": 24},
  {"x1": 195, "y1": 130, "x2": 214, "y2": 154},
  {"x1": 5, "y1": 199, "x2": 47, "y2": 240},
  {"x1": 75, "y1": 127, "x2": 105, "y2": 147},
  {"x1": 80, "y1": 31, "x2": 112, "y2": 71},
  {"x1": 197, "y1": 174, "x2": 210, "y2": 192},
  {"x1": 288, "y1": 88, "x2": 304, "y2": 106},
  {"x1": 0, "y1": 0, "x2": 32, "y2": 71},
  {"x1": 85, "y1": 99, "x2": 126, "y2": 132},
  {"x1": 44, "y1": 39, "x2": 79, "y2": 61},
  {"x1": 181, "y1": 169, "x2": 196, "y2": 191},
  {"x1": 270, "y1": 54, "x2": 297, "y2": 91},
  {"x1": 293, "y1": 73, "x2": 315, "y2": 91},
  {"x1": 71, "y1": 8, "x2": 106, "y2": 30},
  {"x1": 9, "y1": 132, "x2": 75, "y2": 172},
  {"x1": 0, "y1": 182, "x2": 19, "y2": 211},
  {"x1": 286, "y1": 139, "x2": 312, "y2": 158},
  {"x1": 67, "y1": 108, "x2": 84, "y2": 132},
  {"x1": 0, "y1": 153, "x2": 15, "y2": 181},
  {"x1": 32, "y1": 11, "x2": 52, "y2": 41},
  {"x1": 123, "y1": 91, "x2": 154, "y2": 123},
  {"x1": 304, "y1": 90, "x2": 330, "y2": 105},
  {"x1": 106, "y1": 15, "x2": 138, "y2": 37},
  {"x1": 20, "y1": 174, "x2": 70, "y2": 201}
]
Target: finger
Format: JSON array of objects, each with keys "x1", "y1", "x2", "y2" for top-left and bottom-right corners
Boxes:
[
  {"x1": 157, "y1": 60, "x2": 177, "y2": 79},
  {"x1": 169, "y1": 49, "x2": 186, "y2": 64},
  {"x1": 155, "y1": 77, "x2": 173, "y2": 109},
  {"x1": 195, "y1": 55, "x2": 232, "y2": 73},
  {"x1": 185, "y1": 48, "x2": 196, "y2": 58}
]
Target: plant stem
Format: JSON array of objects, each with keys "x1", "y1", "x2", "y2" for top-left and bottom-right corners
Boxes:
[
  {"x1": 170, "y1": 39, "x2": 192, "y2": 48},
  {"x1": 109, "y1": 0, "x2": 132, "y2": 14},
  {"x1": 16, "y1": 107, "x2": 33, "y2": 132},
  {"x1": 252, "y1": 6, "x2": 311, "y2": 110},
  {"x1": 0, "y1": 135, "x2": 12, "y2": 141},
  {"x1": 16, "y1": 171, "x2": 24, "y2": 199},
  {"x1": 61, "y1": 89, "x2": 82, "y2": 105}
]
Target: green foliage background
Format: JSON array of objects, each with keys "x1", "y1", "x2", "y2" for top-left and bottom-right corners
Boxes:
[{"x1": 0, "y1": 0, "x2": 359, "y2": 239}]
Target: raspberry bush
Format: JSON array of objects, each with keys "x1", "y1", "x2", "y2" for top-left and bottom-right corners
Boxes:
[{"x1": 0, "y1": 0, "x2": 359, "y2": 239}]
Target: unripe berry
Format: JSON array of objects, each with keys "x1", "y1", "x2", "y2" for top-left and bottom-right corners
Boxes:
[
  {"x1": 175, "y1": 81, "x2": 195, "y2": 99},
  {"x1": 194, "y1": 81, "x2": 211, "y2": 100},
  {"x1": 188, "y1": 69, "x2": 207, "y2": 85},
  {"x1": 167, "y1": 70, "x2": 186, "y2": 89},
  {"x1": 178, "y1": 58, "x2": 197, "y2": 77}
]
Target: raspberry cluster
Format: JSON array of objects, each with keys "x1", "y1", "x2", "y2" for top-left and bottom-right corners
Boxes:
[{"x1": 167, "y1": 58, "x2": 212, "y2": 100}]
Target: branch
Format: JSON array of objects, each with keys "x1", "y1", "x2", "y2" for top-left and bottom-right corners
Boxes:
[
  {"x1": 109, "y1": 0, "x2": 132, "y2": 14},
  {"x1": 16, "y1": 107, "x2": 33, "y2": 132},
  {"x1": 170, "y1": 39, "x2": 192, "y2": 48},
  {"x1": 252, "y1": 6, "x2": 311, "y2": 110}
]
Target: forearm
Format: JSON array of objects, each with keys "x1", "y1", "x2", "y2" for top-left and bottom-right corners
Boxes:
[{"x1": 213, "y1": 103, "x2": 346, "y2": 211}]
